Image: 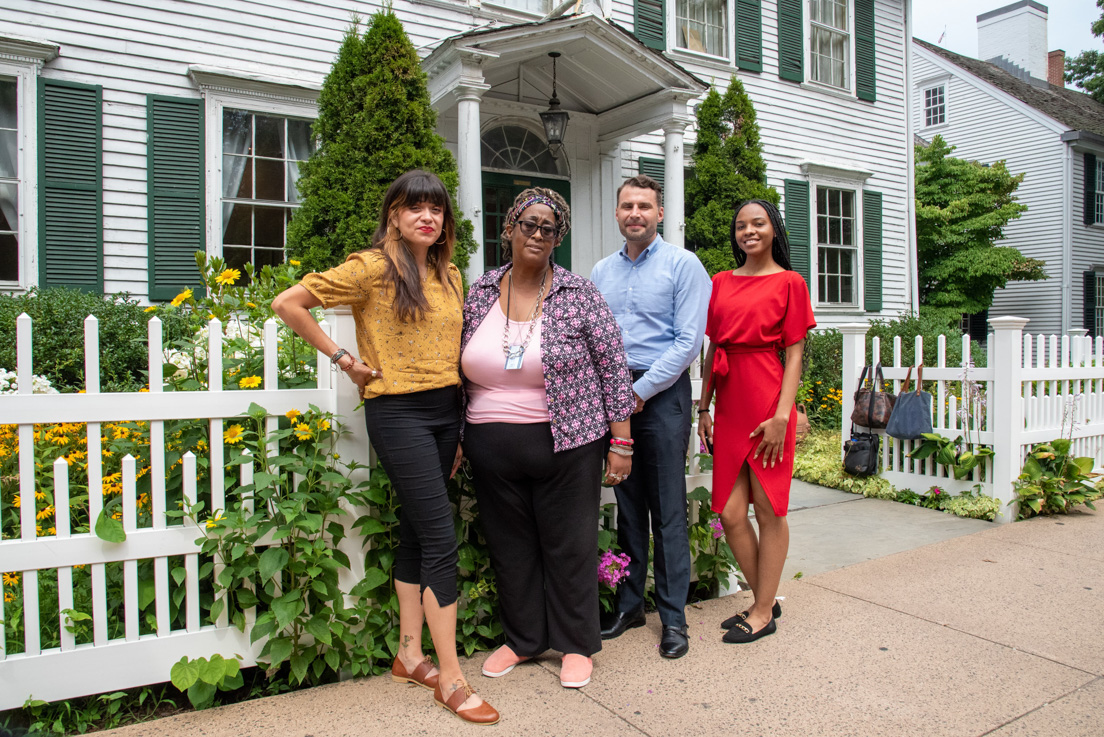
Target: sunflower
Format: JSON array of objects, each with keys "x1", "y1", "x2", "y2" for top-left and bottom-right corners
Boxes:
[
  {"x1": 223, "y1": 425, "x2": 245, "y2": 445},
  {"x1": 215, "y1": 268, "x2": 241, "y2": 286},
  {"x1": 144, "y1": 305, "x2": 157, "y2": 313},
  {"x1": 294, "y1": 423, "x2": 313, "y2": 441},
  {"x1": 239, "y1": 376, "x2": 262, "y2": 389},
  {"x1": 286, "y1": 409, "x2": 301, "y2": 421}
]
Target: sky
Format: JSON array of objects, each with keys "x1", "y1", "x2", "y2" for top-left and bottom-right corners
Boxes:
[{"x1": 913, "y1": 0, "x2": 1102, "y2": 58}]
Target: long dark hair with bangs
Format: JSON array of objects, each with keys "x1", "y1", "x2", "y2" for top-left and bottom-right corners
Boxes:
[
  {"x1": 372, "y1": 170, "x2": 461, "y2": 322},
  {"x1": 730, "y1": 199, "x2": 793, "y2": 271}
]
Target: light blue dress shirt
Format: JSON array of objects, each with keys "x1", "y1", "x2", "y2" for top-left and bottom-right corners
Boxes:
[{"x1": 590, "y1": 235, "x2": 712, "y2": 401}]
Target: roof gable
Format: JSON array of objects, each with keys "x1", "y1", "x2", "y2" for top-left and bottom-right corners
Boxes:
[{"x1": 914, "y1": 38, "x2": 1104, "y2": 137}]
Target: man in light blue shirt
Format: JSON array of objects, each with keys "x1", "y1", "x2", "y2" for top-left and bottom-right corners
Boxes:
[{"x1": 590, "y1": 174, "x2": 711, "y2": 659}]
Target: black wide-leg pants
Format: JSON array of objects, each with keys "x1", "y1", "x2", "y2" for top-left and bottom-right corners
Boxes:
[
  {"x1": 363, "y1": 386, "x2": 461, "y2": 607},
  {"x1": 464, "y1": 422, "x2": 605, "y2": 657}
]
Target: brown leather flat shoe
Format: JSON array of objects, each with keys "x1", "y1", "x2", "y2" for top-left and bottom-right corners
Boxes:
[
  {"x1": 391, "y1": 655, "x2": 439, "y2": 691},
  {"x1": 434, "y1": 681, "x2": 500, "y2": 725}
]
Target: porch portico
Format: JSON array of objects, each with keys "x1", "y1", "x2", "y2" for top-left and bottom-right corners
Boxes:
[{"x1": 423, "y1": 13, "x2": 707, "y2": 279}]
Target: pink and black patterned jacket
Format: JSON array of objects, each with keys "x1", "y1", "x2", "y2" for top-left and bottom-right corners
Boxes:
[{"x1": 461, "y1": 264, "x2": 635, "y2": 452}]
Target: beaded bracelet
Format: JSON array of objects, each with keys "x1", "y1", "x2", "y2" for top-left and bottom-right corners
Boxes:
[{"x1": 610, "y1": 437, "x2": 634, "y2": 447}]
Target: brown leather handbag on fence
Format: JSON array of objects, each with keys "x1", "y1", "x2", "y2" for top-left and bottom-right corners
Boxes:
[
  {"x1": 850, "y1": 364, "x2": 895, "y2": 429},
  {"x1": 795, "y1": 404, "x2": 811, "y2": 444}
]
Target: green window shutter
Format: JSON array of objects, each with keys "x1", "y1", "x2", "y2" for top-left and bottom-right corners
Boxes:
[
  {"x1": 863, "y1": 189, "x2": 883, "y2": 312},
  {"x1": 148, "y1": 95, "x2": 205, "y2": 301},
  {"x1": 1085, "y1": 153, "x2": 1098, "y2": 226},
  {"x1": 734, "y1": 0, "x2": 763, "y2": 73},
  {"x1": 38, "y1": 79, "x2": 102, "y2": 292},
  {"x1": 855, "y1": 0, "x2": 877, "y2": 101},
  {"x1": 638, "y1": 157, "x2": 665, "y2": 236},
  {"x1": 783, "y1": 179, "x2": 810, "y2": 284},
  {"x1": 1084, "y1": 271, "x2": 1097, "y2": 337},
  {"x1": 634, "y1": 0, "x2": 666, "y2": 52},
  {"x1": 777, "y1": 0, "x2": 803, "y2": 83}
]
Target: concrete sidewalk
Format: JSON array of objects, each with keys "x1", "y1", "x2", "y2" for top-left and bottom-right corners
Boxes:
[{"x1": 106, "y1": 485, "x2": 1103, "y2": 737}]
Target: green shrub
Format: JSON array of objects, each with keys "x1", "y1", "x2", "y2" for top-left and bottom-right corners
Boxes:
[{"x1": 0, "y1": 288, "x2": 190, "y2": 392}]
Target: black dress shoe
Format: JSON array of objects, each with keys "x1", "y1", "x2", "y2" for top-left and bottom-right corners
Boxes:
[
  {"x1": 600, "y1": 609, "x2": 646, "y2": 640},
  {"x1": 720, "y1": 600, "x2": 782, "y2": 630},
  {"x1": 659, "y1": 625, "x2": 689, "y2": 659}
]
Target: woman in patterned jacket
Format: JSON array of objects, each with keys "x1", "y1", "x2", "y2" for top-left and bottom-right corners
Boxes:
[{"x1": 459, "y1": 188, "x2": 635, "y2": 690}]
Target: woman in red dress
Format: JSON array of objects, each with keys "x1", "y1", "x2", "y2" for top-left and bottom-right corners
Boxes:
[{"x1": 697, "y1": 199, "x2": 815, "y2": 644}]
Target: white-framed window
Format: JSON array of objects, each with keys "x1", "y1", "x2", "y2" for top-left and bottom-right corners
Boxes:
[
  {"x1": 676, "y1": 0, "x2": 728, "y2": 58},
  {"x1": 220, "y1": 108, "x2": 315, "y2": 273},
  {"x1": 815, "y1": 185, "x2": 859, "y2": 306},
  {"x1": 0, "y1": 38, "x2": 56, "y2": 291},
  {"x1": 193, "y1": 72, "x2": 318, "y2": 277},
  {"x1": 808, "y1": 0, "x2": 852, "y2": 91},
  {"x1": 1096, "y1": 160, "x2": 1104, "y2": 225},
  {"x1": 924, "y1": 85, "x2": 946, "y2": 127}
]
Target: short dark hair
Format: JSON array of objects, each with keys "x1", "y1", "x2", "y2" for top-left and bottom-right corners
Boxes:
[{"x1": 617, "y1": 175, "x2": 663, "y2": 208}]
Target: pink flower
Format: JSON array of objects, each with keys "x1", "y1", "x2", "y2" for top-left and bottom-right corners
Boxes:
[
  {"x1": 708, "y1": 517, "x2": 725, "y2": 539},
  {"x1": 598, "y1": 551, "x2": 631, "y2": 588}
]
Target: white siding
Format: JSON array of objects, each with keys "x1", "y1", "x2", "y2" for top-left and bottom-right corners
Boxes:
[
  {"x1": 912, "y1": 46, "x2": 1067, "y2": 335},
  {"x1": 2, "y1": 0, "x2": 481, "y2": 299},
  {"x1": 617, "y1": 0, "x2": 913, "y2": 328}
]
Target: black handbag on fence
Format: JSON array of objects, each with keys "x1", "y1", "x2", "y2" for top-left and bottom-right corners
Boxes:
[
  {"x1": 886, "y1": 365, "x2": 934, "y2": 440},
  {"x1": 850, "y1": 363, "x2": 895, "y2": 429},
  {"x1": 843, "y1": 425, "x2": 880, "y2": 477}
]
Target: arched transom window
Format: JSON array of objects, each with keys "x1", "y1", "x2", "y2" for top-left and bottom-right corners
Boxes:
[{"x1": 481, "y1": 124, "x2": 567, "y2": 177}]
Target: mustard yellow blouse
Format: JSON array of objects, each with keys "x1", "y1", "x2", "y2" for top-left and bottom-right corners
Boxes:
[{"x1": 300, "y1": 250, "x2": 463, "y2": 400}]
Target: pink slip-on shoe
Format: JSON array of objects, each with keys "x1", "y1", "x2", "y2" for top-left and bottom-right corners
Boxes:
[
  {"x1": 559, "y1": 653, "x2": 592, "y2": 688},
  {"x1": 481, "y1": 644, "x2": 529, "y2": 678}
]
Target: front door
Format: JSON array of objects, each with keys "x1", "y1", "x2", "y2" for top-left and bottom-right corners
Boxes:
[{"x1": 482, "y1": 171, "x2": 571, "y2": 273}]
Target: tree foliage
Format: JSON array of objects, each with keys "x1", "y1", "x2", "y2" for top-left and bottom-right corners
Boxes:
[
  {"x1": 286, "y1": 11, "x2": 474, "y2": 274},
  {"x1": 914, "y1": 136, "x2": 1044, "y2": 325},
  {"x1": 1064, "y1": 0, "x2": 1104, "y2": 103},
  {"x1": 685, "y1": 76, "x2": 778, "y2": 276}
]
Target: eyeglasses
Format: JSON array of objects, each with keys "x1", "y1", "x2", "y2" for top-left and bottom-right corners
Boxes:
[{"x1": 515, "y1": 219, "x2": 557, "y2": 240}]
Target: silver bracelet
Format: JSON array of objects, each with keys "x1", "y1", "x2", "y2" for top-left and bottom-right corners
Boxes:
[{"x1": 609, "y1": 446, "x2": 634, "y2": 457}]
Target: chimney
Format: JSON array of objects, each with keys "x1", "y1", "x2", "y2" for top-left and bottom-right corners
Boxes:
[
  {"x1": 1048, "y1": 49, "x2": 1065, "y2": 87},
  {"x1": 977, "y1": 1, "x2": 1049, "y2": 81}
]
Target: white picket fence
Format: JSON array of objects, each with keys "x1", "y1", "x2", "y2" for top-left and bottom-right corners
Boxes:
[
  {"x1": 0, "y1": 308, "x2": 370, "y2": 709},
  {"x1": 841, "y1": 317, "x2": 1104, "y2": 522}
]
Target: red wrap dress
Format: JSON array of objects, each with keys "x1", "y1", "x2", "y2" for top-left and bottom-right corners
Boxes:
[{"x1": 706, "y1": 270, "x2": 816, "y2": 517}]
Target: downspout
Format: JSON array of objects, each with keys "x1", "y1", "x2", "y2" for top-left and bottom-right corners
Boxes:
[
  {"x1": 1063, "y1": 139, "x2": 1073, "y2": 333},
  {"x1": 905, "y1": 0, "x2": 919, "y2": 315}
]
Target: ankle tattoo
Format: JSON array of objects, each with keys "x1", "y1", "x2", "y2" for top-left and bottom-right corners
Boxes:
[{"x1": 401, "y1": 634, "x2": 414, "y2": 651}]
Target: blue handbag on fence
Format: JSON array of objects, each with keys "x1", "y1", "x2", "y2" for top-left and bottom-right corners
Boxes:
[{"x1": 886, "y1": 365, "x2": 934, "y2": 440}]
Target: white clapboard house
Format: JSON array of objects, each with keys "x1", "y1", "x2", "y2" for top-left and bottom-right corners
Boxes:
[
  {"x1": 912, "y1": 1, "x2": 1104, "y2": 337},
  {"x1": 2, "y1": 0, "x2": 916, "y2": 325}
]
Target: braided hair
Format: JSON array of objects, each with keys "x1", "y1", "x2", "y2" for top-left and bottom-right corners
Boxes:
[{"x1": 729, "y1": 199, "x2": 793, "y2": 271}]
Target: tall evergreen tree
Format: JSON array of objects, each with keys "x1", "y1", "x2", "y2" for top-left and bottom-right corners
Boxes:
[
  {"x1": 287, "y1": 12, "x2": 475, "y2": 274},
  {"x1": 685, "y1": 76, "x2": 778, "y2": 276},
  {"x1": 915, "y1": 135, "x2": 1045, "y2": 325}
]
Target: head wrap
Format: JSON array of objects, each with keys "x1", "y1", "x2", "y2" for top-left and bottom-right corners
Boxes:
[{"x1": 504, "y1": 193, "x2": 570, "y2": 242}]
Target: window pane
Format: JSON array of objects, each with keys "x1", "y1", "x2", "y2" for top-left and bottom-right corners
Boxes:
[
  {"x1": 223, "y1": 110, "x2": 252, "y2": 155},
  {"x1": 254, "y1": 247, "x2": 283, "y2": 269},
  {"x1": 0, "y1": 182, "x2": 16, "y2": 231},
  {"x1": 254, "y1": 158, "x2": 285, "y2": 201},
  {"x1": 223, "y1": 155, "x2": 252, "y2": 198},
  {"x1": 223, "y1": 204, "x2": 252, "y2": 245},
  {"x1": 286, "y1": 161, "x2": 302, "y2": 203},
  {"x1": 254, "y1": 206, "x2": 285, "y2": 247},
  {"x1": 817, "y1": 187, "x2": 827, "y2": 214},
  {"x1": 0, "y1": 79, "x2": 16, "y2": 130},
  {"x1": 224, "y1": 246, "x2": 251, "y2": 271},
  {"x1": 0, "y1": 232, "x2": 17, "y2": 281},
  {"x1": 286, "y1": 118, "x2": 314, "y2": 160},
  {"x1": 254, "y1": 116, "x2": 284, "y2": 158},
  {"x1": 0, "y1": 130, "x2": 17, "y2": 178}
]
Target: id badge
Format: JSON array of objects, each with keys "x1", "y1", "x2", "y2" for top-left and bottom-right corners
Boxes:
[{"x1": 505, "y1": 345, "x2": 524, "y2": 370}]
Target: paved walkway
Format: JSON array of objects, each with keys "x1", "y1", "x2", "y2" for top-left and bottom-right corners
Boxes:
[{"x1": 106, "y1": 484, "x2": 1103, "y2": 737}]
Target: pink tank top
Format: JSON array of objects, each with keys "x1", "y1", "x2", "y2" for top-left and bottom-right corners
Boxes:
[{"x1": 461, "y1": 304, "x2": 549, "y2": 424}]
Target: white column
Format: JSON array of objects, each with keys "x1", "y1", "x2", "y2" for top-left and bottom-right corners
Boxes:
[
  {"x1": 457, "y1": 86, "x2": 485, "y2": 282},
  {"x1": 988, "y1": 315, "x2": 1029, "y2": 523},
  {"x1": 839, "y1": 322, "x2": 870, "y2": 457},
  {"x1": 662, "y1": 121, "x2": 688, "y2": 247},
  {"x1": 600, "y1": 141, "x2": 622, "y2": 257}
]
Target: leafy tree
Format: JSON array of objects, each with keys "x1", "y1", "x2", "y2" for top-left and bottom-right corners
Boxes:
[
  {"x1": 286, "y1": 12, "x2": 474, "y2": 274},
  {"x1": 1064, "y1": 0, "x2": 1104, "y2": 103},
  {"x1": 914, "y1": 135, "x2": 1044, "y2": 326},
  {"x1": 685, "y1": 76, "x2": 778, "y2": 275}
]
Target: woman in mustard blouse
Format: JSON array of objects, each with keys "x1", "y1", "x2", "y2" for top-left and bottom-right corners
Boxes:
[{"x1": 272, "y1": 170, "x2": 498, "y2": 725}]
